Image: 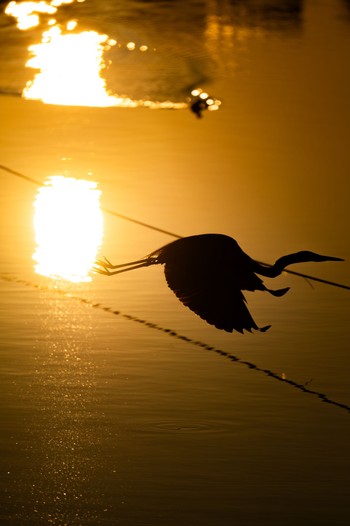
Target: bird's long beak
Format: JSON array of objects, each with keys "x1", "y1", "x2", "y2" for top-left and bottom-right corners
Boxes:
[{"x1": 320, "y1": 255, "x2": 344, "y2": 262}]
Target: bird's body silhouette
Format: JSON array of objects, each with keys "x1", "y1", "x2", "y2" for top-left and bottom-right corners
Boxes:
[{"x1": 94, "y1": 234, "x2": 342, "y2": 333}]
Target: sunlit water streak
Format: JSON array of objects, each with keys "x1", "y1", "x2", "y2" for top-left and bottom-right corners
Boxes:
[
  {"x1": 23, "y1": 24, "x2": 134, "y2": 107},
  {"x1": 5, "y1": 0, "x2": 85, "y2": 30},
  {"x1": 5, "y1": 0, "x2": 57, "y2": 30},
  {"x1": 24, "y1": 288, "x2": 106, "y2": 525},
  {"x1": 4, "y1": 0, "x2": 195, "y2": 109},
  {"x1": 33, "y1": 176, "x2": 103, "y2": 282}
]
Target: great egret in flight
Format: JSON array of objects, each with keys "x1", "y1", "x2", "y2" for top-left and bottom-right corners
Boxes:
[{"x1": 94, "y1": 234, "x2": 343, "y2": 333}]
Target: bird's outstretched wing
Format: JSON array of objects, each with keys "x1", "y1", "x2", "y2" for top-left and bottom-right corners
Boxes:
[{"x1": 163, "y1": 261, "x2": 267, "y2": 333}]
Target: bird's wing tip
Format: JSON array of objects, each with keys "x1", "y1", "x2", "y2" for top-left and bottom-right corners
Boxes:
[{"x1": 259, "y1": 325, "x2": 271, "y2": 332}]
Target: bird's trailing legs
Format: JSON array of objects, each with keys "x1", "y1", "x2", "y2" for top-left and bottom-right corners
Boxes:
[{"x1": 93, "y1": 256, "x2": 158, "y2": 276}]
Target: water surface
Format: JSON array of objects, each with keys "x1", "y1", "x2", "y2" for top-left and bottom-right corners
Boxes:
[{"x1": 1, "y1": 1, "x2": 350, "y2": 525}]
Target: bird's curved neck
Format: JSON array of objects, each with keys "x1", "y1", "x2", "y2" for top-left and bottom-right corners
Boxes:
[{"x1": 253, "y1": 253, "x2": 312, "y2": 277}]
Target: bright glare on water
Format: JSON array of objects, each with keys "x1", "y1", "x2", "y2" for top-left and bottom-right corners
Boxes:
[
  {"x1": 33, "y1": 176, "x2": 103, "y2": 282},
  {"x1": 4, "y1": 0, "x2": 193, "y2": 109},
  {"x1": 23, "y1": 25, "x2": 135, "y2": 107}
]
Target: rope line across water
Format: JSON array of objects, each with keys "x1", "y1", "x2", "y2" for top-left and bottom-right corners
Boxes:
[
  {"x1": 1, "y1": 274, "x2": 349, "y2": 415},
  {"x1": 1, "y1": 162, "x2": 349, "y2": 290}
]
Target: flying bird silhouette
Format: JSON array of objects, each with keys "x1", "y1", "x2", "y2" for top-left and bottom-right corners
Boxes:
[{"x1": 94, "y1": 234, "x2": 343, "y2": 333}]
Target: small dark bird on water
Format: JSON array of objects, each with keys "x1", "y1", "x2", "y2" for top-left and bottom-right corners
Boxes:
[
  {"x1": 190, "y1": 98, "x2": 209, "y2": 118},
  {"x1": 94, "y1": 234, "x2": 343, "y2": 333}
]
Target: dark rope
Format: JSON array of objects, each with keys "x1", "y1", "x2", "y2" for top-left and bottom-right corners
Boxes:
[
  {"x1": 0, "y1": 164, "x2": 42, "y2": 187},
  {"x1": 102, "y1": 207, "x2": 181, "y2": 239},
  {"x1": 1, "y1": 162, "x2": 349, "y2": 290},
  {"x1": 0, "y1": 164, "x2": 181, "y2": 239},
  {"x1": 255, "y1": 261, "x2": 350, "y2": 291},
  {"x1": 1, "y1": 274, "x2": 350, "y2": 415}
]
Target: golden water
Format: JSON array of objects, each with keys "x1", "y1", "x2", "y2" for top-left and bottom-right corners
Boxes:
[{"x1": 1, "y1": 1, "x2": 349, "y2": 524}]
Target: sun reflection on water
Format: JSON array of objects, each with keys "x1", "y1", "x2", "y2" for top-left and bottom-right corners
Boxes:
[
  {"x1": 5, "y1": 1, "x2": 57, "y2": 30},
  {"x1": 4, "y1": 0, "x2": 190, "y2": 109},
  {"x1": 33, "y1": 176, "x2": 103, "y2": 282},
  {"x1": 23, "y1": 25, "x2": 136, "y2": 107}
]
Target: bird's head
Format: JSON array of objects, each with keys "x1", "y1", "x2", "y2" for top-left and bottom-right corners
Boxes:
[{"x1": 257, "y1": 250, "x2": 344, "y2": 277}]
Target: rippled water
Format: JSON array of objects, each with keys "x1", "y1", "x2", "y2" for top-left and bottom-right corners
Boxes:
[{"x1": 1, "y1": 1, "x2": 350, "y2": 525}]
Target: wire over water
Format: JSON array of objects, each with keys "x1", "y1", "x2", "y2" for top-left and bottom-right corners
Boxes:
[
  {"x1": 0, "y1": 164, "x2": 182, "y2": 238},
  {"x1": 0, "y1": 160, "x2": 348, "y2": 413},
  {"x1": 1, "y1": 273, "x2": 349, "y2": 414},
  {"x1": 1, "y1": 163, "x2": 349, "y2": 290},
  {"x1": 103, "y1": 206, "x2": 181, "y2": 239}
]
